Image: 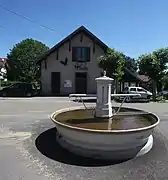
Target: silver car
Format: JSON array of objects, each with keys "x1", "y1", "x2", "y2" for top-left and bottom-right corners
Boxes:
[{"x1": 120, "y1": 86, "x2": 152, "y2": 102}]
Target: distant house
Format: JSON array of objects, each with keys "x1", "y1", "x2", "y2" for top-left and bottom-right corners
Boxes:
[
  {"x1": 118, "y1": 67, "x2": 151, "y2": 92},
  {"x1": 37, "y1": 26, "x2": 150, "y2": 95},
  {"x1": 0, "y1": 58, "x2": 7, "y2": 81},
  {"x1": 0, "y1": 58, "x2": 7, "y2": 67}
]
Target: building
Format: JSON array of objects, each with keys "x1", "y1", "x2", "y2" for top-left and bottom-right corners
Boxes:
[
  {"x1": 121, "y1": 67, "x2": 151, "y2": 90},
  {"x1": 37, "y1": 26, "x2": 150, "y2": 95},
  {"x1": 0, "y1": 58, "x2": 7, "y2": 81},
  {"x1": 37, "y1": 26, "x2": 108, "y2": 95}
]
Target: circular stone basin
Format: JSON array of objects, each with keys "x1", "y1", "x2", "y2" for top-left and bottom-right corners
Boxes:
[{"x1": 50, "y1": 106, "x2": 159, "y2": 160}]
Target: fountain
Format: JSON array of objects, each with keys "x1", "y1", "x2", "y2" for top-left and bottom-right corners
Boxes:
[{"x1": 51, "y1": 71, "x2": 159, "y2": 160}]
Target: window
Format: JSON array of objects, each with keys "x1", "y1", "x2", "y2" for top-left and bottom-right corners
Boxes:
[
  {"x1": 10, "y1": 83, "x2": 20, "y2": 89},
  {"x1": 130, "y1": 88, "x2": 136, "y2": 92},
  {"x1": 72, "y1": 47, "x2": 90, "y2": 62},
  {"x1": 123, "y1": 87, "x2": 129, "y2": 92},
  {"x1": 124, "y1": 82, "x2": 129, "y2": 88},
  {"x1": 137, "y1": 88, "x2": 147, "y2": 92},
  {"x1": 130, "y1": 83, "x2": 136, "y2": 87}
]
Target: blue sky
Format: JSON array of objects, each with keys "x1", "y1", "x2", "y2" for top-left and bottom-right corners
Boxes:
[{"x1": 1, "y1": 0, "x2": 168, "y2": 58}]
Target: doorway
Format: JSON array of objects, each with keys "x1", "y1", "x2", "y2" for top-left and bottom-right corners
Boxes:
[
  {"x1": 75, "y1": 72, "x2": 87, "y2": 94},
  {"x1": 51, "y1": 72, "x2": 60, "y2": 94}
]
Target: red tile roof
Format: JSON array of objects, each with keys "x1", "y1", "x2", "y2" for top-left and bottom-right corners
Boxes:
[{"x1": 137, "y1": 75, "x2": 150, "y2": 82}]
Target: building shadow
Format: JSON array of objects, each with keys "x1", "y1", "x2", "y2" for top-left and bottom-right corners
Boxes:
[
  {"x1": 35, "y1": 128, "x2": 130, "y2": 167},
  {"x1": 73, "y1": 99, "x2": 96, "y2": 103},
  {"x1": 73, "y1": 97, "x2": 116, "y2": 103}
]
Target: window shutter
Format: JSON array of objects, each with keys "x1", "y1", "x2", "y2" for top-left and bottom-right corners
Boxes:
[
  {"x1": 69, "y1": 40, "x2": 71, "y2": 52},
  {"x1": 56, "y1": 50, "x2": 59, "y2": 60},
  {"x1": 87, "y1": 47, "x2": 90, "y2": 62},
  {"x1": 44, "y1": 59, "x2": 47, "y2": 69},
  {"x1": 72, "y1": 47, "x2": 76, "y2": 61},
  {"x1": 80, "y1": 33, "x2": 83, "y2": 42},
  {"x1": 93, "y1": 42, "x2": 95, "y2": 53}
]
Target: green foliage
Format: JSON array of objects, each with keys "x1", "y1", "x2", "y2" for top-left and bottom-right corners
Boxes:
[
  {"x1": 138, "y1": 48, "x2": 168, "y2": 101},
  {"x1": 155, "y1": 95, "x2": 167, "y2": 103},
  {"x1": 6, "y1": 38, "x2": 49, "y2": 83},
  {"x1": 139, "y1": 53, "x2": 158, "y2": 80},
  {"x1": 122, "y1": 55, "x2": 138, "y2": 72},
  {"x1": 1, "y1": 80, "x2": 20, "y2": 87},
  {"x1": 121, "y1": 55, "x2": 138, "y2": 82},
  {"x1": 117, "y1": 57, "x2": 125, "y2": 80},
  {"x1": 98, "y1": 48, "x2": 125, "y2": 80},
  {"x1": 138, "y1": 48, "x2": 168, "y2": 81},
  {"x1": 162, "y1": 75, "x2": 168, "y2": 90}
]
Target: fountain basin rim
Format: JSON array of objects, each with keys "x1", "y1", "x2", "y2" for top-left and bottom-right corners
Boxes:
[{"x1": 50, "y1": 106, "x2": 160, "y2": 134}]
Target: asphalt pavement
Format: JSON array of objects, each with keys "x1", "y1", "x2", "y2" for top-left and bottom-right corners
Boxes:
[{"x1": 0, "y1": 97, "x2": 168, "y2": 180}]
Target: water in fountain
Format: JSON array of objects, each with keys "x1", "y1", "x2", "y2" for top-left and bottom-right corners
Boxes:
[{"x1": 55, "y1": 108, "x2": 153, "y2": 130}]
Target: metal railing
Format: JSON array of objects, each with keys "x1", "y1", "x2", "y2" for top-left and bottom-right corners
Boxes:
[{"x1": 69, "y1": 93, "x2": 141, "y2": 114}]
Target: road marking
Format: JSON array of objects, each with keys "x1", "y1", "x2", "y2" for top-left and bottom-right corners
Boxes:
[
  {"x1": 0, "y1": 114, "x2": 49, "y2": 117},
  {"x1": 0, "y1": 99, "x2": 72, "y2": 103},
  {"x1": 0, "y1": 114, "x2": 22, "y2": 117},
  {"x1": 0, "y1": 131, "x2": 31, "y2": 140},
  {"x1": 0, "y1": 98, "x2": 33, "y2": 100}
]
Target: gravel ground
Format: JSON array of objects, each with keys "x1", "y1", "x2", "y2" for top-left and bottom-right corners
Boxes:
[{"x1": 0, "y1": 97, "x2": 168, "y2": 180}]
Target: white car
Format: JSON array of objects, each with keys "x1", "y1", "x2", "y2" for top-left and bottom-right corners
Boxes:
[{"x1": 119, "y1": 86, "x2": 152, "y2": 102}]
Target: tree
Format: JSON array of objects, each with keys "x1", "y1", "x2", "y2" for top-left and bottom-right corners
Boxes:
[
  {"x1": 121, "y1": 55, "x2": 138, "y2": 82},
  {"x1": 123, "y1": 55, "x2": 138, "y2": 72},
  {"x1": 6, "y1": 38, "x2": 49, "y2": 83},
  {"x1": 162, "y1": 74, "x2": 168, "y2": 90},
  {"x1": 98, "y1": 48, "x2": 125, "y2": 80},
  {"x1": 98, "y1": 48, "x2": 125, "y2": 93},
  {"x1": 138, "y1": 48, "x2": 168, "y2": 100}
]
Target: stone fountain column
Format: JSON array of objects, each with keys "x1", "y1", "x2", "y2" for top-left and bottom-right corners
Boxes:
[{"x1": 95, "y1": 71, "x2": 114, "y2": 118}]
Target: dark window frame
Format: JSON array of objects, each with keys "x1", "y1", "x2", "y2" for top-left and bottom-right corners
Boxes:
[{"x1": 72, "y1": 47, "x2": 90, "y2": 62}]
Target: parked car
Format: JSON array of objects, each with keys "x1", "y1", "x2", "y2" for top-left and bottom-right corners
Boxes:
[
  {"x1": 0, "y1": 82, "x2": 37, "y2": 97},
  {"x1": 116, "y1": 86, "x2": 152, "y2": 102}
]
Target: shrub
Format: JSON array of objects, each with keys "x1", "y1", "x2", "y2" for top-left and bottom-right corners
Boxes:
[
  {"x1": 155, "y1": 95, "x2": 167, "y2": 102},
  {"x1": 1, "y1": 80, "x2": 20, "y2": 87}
]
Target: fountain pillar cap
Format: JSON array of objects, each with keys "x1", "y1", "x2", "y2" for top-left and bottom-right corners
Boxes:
[{"x1": 95, "y1": 71, "x2": 114, "y2": 83}]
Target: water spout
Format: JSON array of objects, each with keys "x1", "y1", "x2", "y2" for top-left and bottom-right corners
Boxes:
[
  {"x1": 108, "y1": 118, "x2": 113, "y2": 130},
  {"x1": 103, "y1": 70, "x2": 106, "y2": 76}
]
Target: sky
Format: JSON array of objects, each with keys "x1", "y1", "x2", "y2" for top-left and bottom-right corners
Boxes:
[{"x1": 1, "y1": 0, "x2": 168, "y2": 58}]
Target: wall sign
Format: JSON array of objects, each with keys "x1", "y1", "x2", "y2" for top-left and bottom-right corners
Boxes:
[
  {"x1": 64, "y1": 80, "x2": 72, "y2": 88},
  {"x1": 60, "y1": 57, "x2": 68, "y2": 66},
  {"x1": 74, "y1": 62, "x2": 88, "y2": 70}
]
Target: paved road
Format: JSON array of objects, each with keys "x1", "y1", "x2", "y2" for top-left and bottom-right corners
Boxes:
[{"x1": 0, "y1": 97, "x2": 168, "y2": 180}]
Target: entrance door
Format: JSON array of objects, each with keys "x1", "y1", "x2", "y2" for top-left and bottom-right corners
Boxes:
[
  {"x1": 75, "y1": 72, "x2": 87, "y2": 94},
  {"x1": 51, "y1": 72, "x2": 60, "y2": 94}
]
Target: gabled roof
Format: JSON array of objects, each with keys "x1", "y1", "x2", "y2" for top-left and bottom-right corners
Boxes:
[{"x1": 37, "y1": 26, "x2": 108, "y2": 64}]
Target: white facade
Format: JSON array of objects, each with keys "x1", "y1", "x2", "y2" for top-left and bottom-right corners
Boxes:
[{"x1": 40, "y1": 26, "x2": 107, "y2": 95}]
